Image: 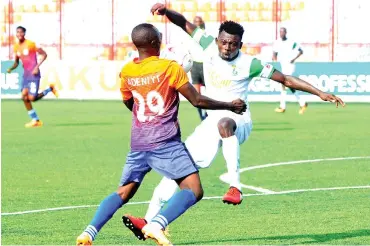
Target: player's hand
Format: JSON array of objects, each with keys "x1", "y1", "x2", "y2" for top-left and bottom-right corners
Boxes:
[
  {"x1": 230, "y1": 99, "x2": 247, "y2": 114},
  {"x1": 151, "y1": 3, "x2": 166, "y2": 15},
  {"x1": 6, "y1": 68, "x2": 12, "y2": 73},
  {"x1": 32, "y1": 67, "x2": 39, "y2": 75},
  {"x1": 319, "y1": 92, "x2": 345, "y2": 108}
]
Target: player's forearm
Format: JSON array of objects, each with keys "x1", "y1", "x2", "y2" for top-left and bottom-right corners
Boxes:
[
  {"x1": 9, "y1": 61, "x2": 19, "y2": 71},
  {"x1": 36, "y1": 54, "x2": 47, "y2": 68},
  {"x1": 284, "y1": 75, "x2": 322, "y2": 96},
  {"x1": 195, "y1": 95, "x2": 233, "y2": 111},
  {"x1": 291, "y1": 51, "x2": 302, "y2": 62},
  {"x1": 165, "y1": 9, "x2": 194, "y2": 35}
]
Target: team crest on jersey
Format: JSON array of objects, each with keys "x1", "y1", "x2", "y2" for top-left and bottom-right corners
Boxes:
[{"x1": 232, "y1": 65, "x2": 238, "y2": 76}]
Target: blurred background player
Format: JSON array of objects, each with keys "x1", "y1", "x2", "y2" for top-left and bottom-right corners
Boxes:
[
  {"x1": 76, "y1": 23, "x2": 246, "y2": 246},
  {"x1": 273, "y1": 27, "x2": 307, "y2": 114},
  {"x1": 7, "y1": 26, "x2": 58, "y2": 128},
  {"x1": 190, "y1": 16, "x2": 208, "y2": 121},
  {"x1": 121, "y1": 4, "x2": 345, "y2": 242}
]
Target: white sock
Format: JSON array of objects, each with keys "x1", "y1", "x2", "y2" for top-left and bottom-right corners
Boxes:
[
  {"x1": 222, "y1": 135, "x2": 241, "y2": 191},
  {"x1": 280, "y1": 90, "x2": 287, "y2": 109},
  {"x1": 293, "y1": 92, "x2": 306, "y2": 107},
  {"x1": 144, "y1": 177, "x2": 178, "y2": 222}
]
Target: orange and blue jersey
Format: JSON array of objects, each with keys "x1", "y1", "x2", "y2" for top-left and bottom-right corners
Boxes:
[
  {"x1": 13, "y1": 39, "x2": 39, "y2": 79},
  {"x1": 120, "y1": 56, "x2": 189, "y2": 151}
]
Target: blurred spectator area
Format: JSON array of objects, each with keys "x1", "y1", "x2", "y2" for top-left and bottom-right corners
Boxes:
[{"x1": 1, "y1": 0, "x2": 370, "y2": 61}]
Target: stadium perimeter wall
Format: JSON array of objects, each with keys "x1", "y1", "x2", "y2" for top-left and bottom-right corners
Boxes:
[{"x1": 1, "y1": 61, "x2": 370, "y2": 102}]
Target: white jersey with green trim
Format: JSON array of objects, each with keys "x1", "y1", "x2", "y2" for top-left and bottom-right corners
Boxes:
[{"x1": 191, "y1": 27, "x2": 275, "y2": 117}]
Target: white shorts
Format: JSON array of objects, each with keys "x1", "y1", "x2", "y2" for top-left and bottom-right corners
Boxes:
[
  {"x1": 185, "y1": 110, "x2": 252, "y2": 169},
  {"x1": 281, "y1": 63, "x2": 296, "y2": 76}
]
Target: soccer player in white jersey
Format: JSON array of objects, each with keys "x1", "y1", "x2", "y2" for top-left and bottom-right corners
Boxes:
[
  {"x1": 273, "y1": 27, "x2": 307, "y2": 114},
  {"x1": 122, "y1": 3, "x2": 345, "y2": 241}
]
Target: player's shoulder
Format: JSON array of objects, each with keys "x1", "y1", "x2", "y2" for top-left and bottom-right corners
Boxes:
[
  {"x1": 237, "y1": 53, "x2": 258, "y2": 67},
  {"x1": 26, "y1": 39, "x2": 36, "y2": 46}
]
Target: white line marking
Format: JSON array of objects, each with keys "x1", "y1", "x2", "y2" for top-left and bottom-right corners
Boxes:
[
  {"x1": 219, "y1": 173, "x2": 275, "y2": 193},
  {"x1": 2, "y1": 156, "x2": 370, "y2": 216},
  {"x1": 2, "y1": 185, "x2": 369, "y2": 216},
  {"x1": 240, "y1": 184, "x2": 275, "y2": 194},
  {"x1": 219, "y1": 156, "x2": 370, "y2": 192},
  {"x1": 239, "y1": 156, "x2": 370, "y2": 172}
]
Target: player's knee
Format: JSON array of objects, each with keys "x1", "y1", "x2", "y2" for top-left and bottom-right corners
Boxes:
[
  {"x1": 217, "y1": 118, "x2": 236, "y2": 138},
  {"x1": 116, "y1": 183, "x2": 138, "y2": 202},
  {"x1": 189, "y1": 186, "x2": 203, "y2": 201},
  {"x1": 28, "y1": 95, "x2": 37, "y2": 102}
]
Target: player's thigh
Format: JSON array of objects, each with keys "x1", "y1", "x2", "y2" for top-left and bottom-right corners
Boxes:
[
  {"x1": 185, "y1": 117, "x2": 221, "y2": 169},
  {"x1": 118, "y1": 151, "x2": 151, "y2": 200},
  {"x1": 147, "y1": 140, "x2": 198, "y2": 180}
]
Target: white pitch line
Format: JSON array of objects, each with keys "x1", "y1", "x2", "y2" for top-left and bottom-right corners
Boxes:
[
  {"x1": 3, "y1": 156, "x2": 370, "y2": 216},
  {"x1": 240, "y1": 184, "x2": 275, "y2": 194},
  {"x1": 2, "y1": 185, "x2": 369, "y2": 216},
  {"x1": 219, "y1": 173, "x2": 275, "y2": 193},
  {"x1": 238, "y1": 156, "x2": 370, "y2": 173},
  {"x1": 219, "y1": 156, "x2": 370, "y2": 193}
]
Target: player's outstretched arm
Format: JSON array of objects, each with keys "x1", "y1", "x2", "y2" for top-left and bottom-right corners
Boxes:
[
  {"x1": 177, "y1": 82, "x2": 246, "y2": 114},
  {"x1": 151, "y1": 3, "x2": 196, "y2": 35},
  {"x1": 7, "y1": 56, "x2": 19, "y2": 73},
  {"x1": 271, "y1": 70, "x2": 345, "y2": 107}
]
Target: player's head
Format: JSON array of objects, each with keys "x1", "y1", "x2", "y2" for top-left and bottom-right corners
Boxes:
[
  {"x1": 193, "y1": 16, "x2": 205, "y2": 29},
  {"x1": 216, "y1": 21, "x2": 244, "y2": 61},
  {"x1": 16, "y1": 26, "x2": 26, "y2": 41},
  {"x1": 280, "y1": 27, "x2": 287, "y2": 39},
  {"x1": 131, "y1": 23, "x2": 162, "y2": 56}
]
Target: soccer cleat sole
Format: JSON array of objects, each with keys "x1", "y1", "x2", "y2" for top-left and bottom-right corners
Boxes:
[
  {"x1": 222, "y1": 199, "x2": 243, "y2": 205},
  {"x1": 122, "y1": 216, "x2": 146, "y2": 241}
]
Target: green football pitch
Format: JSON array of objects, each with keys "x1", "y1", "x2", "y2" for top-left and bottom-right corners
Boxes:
[{"x1": 2, "y1": 100, "x2": 369, "y2": 245}]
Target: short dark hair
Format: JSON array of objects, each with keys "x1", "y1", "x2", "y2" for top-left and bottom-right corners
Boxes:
[
  {"x1": 219, "y1": 21, "x2": 244, "y2": 39},
  {"x1": 17, "y1": 26, "x2": 26, "y2": 33},
  {"x1": 131, "y1": 23, "x2": 160, "y2": 48}
]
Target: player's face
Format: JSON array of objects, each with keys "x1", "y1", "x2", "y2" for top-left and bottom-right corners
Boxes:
[
  {"x1": 280, "y1": 28, "x2": 287, "y2": 39},
  {"x1": 216, "y1": 31, "x2": 242, "y2": 61},
  {"x1": 16, "y1": 28, "x2": 25, "y2": 41},
  {"x1": 193, "y1": 17, "x2": 204, "y2": 28}
]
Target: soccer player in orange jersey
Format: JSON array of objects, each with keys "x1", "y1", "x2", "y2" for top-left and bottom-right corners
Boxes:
[
  {"x1": 76, "y1": 23, "x2": 247, "y2": 246},
  {"x1": 7, "y1": 26, "x2": 58, "y2": 128}
]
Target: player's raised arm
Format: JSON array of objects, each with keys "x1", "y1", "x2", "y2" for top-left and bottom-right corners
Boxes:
[
  {"x1": 151, "y1": 3, "x2": 196, "y2": 36},
  {"x1": 7, "y1": 56, "x2": 20, "y2": 73},
  {"x1": 270, "y1": 70, "x2": 344, "y2": 107},
  {"x1": 177, "y1": 82, "x2": 246, "y2": 114}
]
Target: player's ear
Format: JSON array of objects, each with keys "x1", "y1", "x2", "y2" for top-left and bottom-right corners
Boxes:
[
  {"x1": 150, "y1": 39, "x2": 160, "y2": 49},
  {"x1": 239, "y1": 42, "x2": 243, "y2": 49}
]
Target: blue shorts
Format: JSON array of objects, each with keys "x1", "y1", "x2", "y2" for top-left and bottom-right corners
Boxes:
[
  {"x1": 119, "y1": 140, "x2": 198, "y2": 186},
  {"x1": 22, "y1": 78, "x2": 40, "y2": 96}
]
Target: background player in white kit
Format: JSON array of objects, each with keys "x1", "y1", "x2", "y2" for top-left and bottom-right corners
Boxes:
[
  {"x1": 273, "y1": 27, "x2": 307, "y2": 114},
  {"x1": 122, "y1": 3, "x2": 345, "y2": 241}
]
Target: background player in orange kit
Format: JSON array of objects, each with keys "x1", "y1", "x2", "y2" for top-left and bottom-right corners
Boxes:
[{"x1": 7, "y1": 26, "x2": 58, "y2": 128}]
